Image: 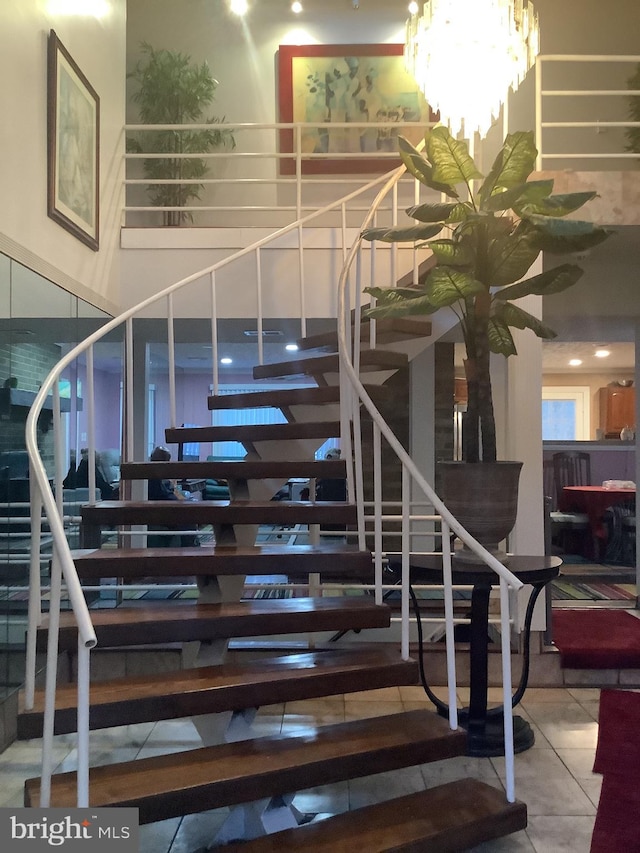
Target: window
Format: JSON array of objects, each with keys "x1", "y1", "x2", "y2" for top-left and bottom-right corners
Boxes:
[{"x1": 542, "y1": 386, "x2": 590, "y2": 440}]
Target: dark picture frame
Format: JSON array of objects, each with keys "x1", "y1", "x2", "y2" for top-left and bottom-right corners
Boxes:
[
  {"x1": 277, "y1": 43, "x2": 433, "y2": 175},
  {"x1": 47, "y1": 30, "x2": 100, "y2": 251}
]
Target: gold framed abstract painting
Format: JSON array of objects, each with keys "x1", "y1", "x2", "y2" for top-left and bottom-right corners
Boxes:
[{"x1": 278, "y1": 43, "x2": 433, "y2": 174}]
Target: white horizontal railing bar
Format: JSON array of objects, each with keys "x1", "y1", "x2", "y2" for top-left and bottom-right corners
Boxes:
[
  {"x1": 541, "y1": 121, "x2": 640, "y2": 128},
  {"x1": 541, "y1": 90, "x2": 640, "y2": 97},
  {"x1": 539, "y1": 54, "x2": 640, "y2": 62},
  {"x1": 540, "y1": 153, "x2": 639, "y2": 159}
]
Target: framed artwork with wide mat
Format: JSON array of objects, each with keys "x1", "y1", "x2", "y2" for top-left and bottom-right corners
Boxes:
[
  {"x1": 277, "y1": 43, "x2": 433, "y2": 175},
  {"x1": 47, "y1": 29, "x2": 100, "y2": 251}
]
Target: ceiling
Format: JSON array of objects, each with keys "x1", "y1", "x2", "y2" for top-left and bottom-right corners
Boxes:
[{"x1": 541, "y1": 341, "x2": 635, "y2": 374}]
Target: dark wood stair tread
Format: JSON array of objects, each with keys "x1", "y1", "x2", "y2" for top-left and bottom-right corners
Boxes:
[
  {"x1": 120, "y1": 459, "x2": 346, "y2": 481},
  {"x1": 220, "y1": 779, "x2": 527, "y2": 853},
  {"x1": 80, "y1": 500, "x2": 357, "y2": 527},
  {"x1": 297, "y1": 317, "x2": 433, "y2": 352},
  {"x1": 207, "y1": 384, "x2": 392, "y2": 410},
  {"x1": 72, "y1": 544, "x2": 372, "y2": 579},
  {"x1": 18, "y1": 648, "x2": 417, "y2": 738},
  {"x1": 164, "y1": 421, "x2": 340, "y2": 444},
  {"x1": 252, "y1": 350, "x2": 408, "y2": 380},
  {"x1": 38, "y1": 597, "x2": 391, "y2": 650},
  {"x1": 24, "y1": 710, "x2": 466, "y2": 823}
]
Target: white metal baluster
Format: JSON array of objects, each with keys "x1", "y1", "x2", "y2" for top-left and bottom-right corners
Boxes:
[
  {"x1": 210, "y1": 271, "x2": 219, "y2": 396},
  {"x1": 391, "y1": 181, "x2": 398, "y2": 287},
  {"x1": 535, "y1": 56, "x2": 543, "y2": 170},
  {"x1": 25, "y1": 471, "x2": 43, "y2": 708},
  {"x1": 256, "y1": 248, "x2": 264, "y2": 366},
  {"x1": 413, "y1": 176, "x2": 420, "y2": 284},
  {"x1": 501, "y1": 576, "x2": 517, "y2": 802},
  {"x1": 125, "y1": 318, "x2": 134, "y2": 465},
  {"x1": 373, "y1": 423, "x2": 383, "y2": 604},
  {"x1": 76, "y1": 639, "x2": 91, "y2": 806},
  {"x1": 298, "y1": 222, "x2": 306, "y2": 340},
  {"x1": 401, "y1": 465, "x2": 410, "y2": 661},
  {"x1": 441, "y1": 519, "x2": 459, "y2": 729},
  {"x1": 86, "y1": 346, "x2": 96, "y2": 503},
  {"x1": 167, "y1": 293, "x2": 176, "y2": 429},
  {"x1": 40, "y1": 545, "x2": 63, "y2": 807}
]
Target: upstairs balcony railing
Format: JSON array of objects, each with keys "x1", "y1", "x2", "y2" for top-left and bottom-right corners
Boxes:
[{"x1": 123, "y1": 54, "x2": 640, "y2": 230}]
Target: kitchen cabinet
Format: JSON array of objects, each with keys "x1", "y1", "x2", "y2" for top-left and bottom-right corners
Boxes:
[{"x1": 598, "y1": 385, "x2": 636, "y2": 438}]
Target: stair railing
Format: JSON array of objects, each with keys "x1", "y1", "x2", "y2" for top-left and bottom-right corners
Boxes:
[
  {"x1": 336, "y1": 161, "x2": 525, "y2": 803},
  {"x1": 23, "y1": 162, "x2": 435, "y2": 807}
]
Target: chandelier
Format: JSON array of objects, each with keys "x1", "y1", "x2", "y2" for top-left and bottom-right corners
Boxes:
[{"x1": 405, "y1": 0, "x2": 540, "y2": 138}]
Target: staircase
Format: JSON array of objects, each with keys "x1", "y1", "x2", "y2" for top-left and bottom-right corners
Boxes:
[{"x1": 21, "y1": 168, "x2": 526, "y2": 850}]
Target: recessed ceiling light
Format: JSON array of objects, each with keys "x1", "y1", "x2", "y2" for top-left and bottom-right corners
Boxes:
[
  {"x1": 595, "y1": 349, "x2": 611, "y2": 358},
  {"x1": 220, "y1": 357, "x2": 233, "y2": 365},
  {"x1": 285, "y1": 343, "x2": 299, "y2": 352},
  {"x1": 408, "y1": 1, "x2": 419, "y2": 13},
  {"x1": 291, "y1": 1, "x2": 303, "y2": 12},
  {"x1": 569, "y1": 359, "x2": 582, "y2": 367},
  {"x1": 229, "y1": 0, "x2": 248, "y2": 16}
]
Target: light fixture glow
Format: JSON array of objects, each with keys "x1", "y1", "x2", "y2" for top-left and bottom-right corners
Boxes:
[
  {"x1": 569, "y1": 359, "x2": 583, "y2": 367},
  {"x1": 405, "y1": 0, "x2": 540, "y2": 137},
  {"x1": 291, "y1": 1, "x2": 303, "y2": 13},
  {"x1": 408, "y1": 1, "x2": 419, "y2": 13},
  {"x1": 220, "y1": 357, "x2": 233, "y2": 365},
  {"x1": 595, "y1": 349, "x2": 611, "y2": 358},
  {"x1": 229, "y1": 0, "x2": 248, "y2": 16},
  {"x1": 285, "y1": 343, "x2": 299, "y2": 352}
]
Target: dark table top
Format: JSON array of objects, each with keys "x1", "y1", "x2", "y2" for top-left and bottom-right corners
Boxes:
[{"x1": 386, "y1": 554, "x2": 562, "y2": 586}]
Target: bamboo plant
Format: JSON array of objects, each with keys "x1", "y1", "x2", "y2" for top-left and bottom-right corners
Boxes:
[{"x1": 127, "y1": 43, "x2": 235, "y2": 225}]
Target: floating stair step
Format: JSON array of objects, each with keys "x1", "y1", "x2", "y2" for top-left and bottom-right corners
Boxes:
[
  {"x1": 18, "y1": 647, "x2": 417, "y2": 738},
  {"x1": 220, "y1": 779, "x2": 527, "y2": 853},
  {"x1": 120, "y1": 459, "x2": 346, "y2": 482},
  {"x1": 80, "y1": 500, "x2": 357, "y2": 530},
  {"x1": 24, "y1": 710, "x2": 466, "y2": 823},
  {"x1": 207, "y1": 384, "x2": 392, "y2": 411},
  {"x1": 37, "y1": 597, "x2": 391, "y2": 651},
  {"x1": 252, "y1": 350, "x2": 408, "y2": 381},
  {"x1": 164, "y1": 421, "x2": 340, "y2": 444},
  {"x1": 72, "y1": 544, "x2": 372, "y2": 580},
  {"x1": 296, "y1": 318, "x2": 433, "y2": 352}
]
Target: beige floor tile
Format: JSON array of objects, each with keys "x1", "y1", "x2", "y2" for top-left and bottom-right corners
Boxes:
[
  {"x1": 345, "y1": 686, "x2": 402, "y2": 702},
  {"x1": 566, "y1": 687, "x2": 601, "y2": 702},
  {"x1": 348, "y1": 766, "x2": 426, "y2": 810},
  {"x1": 344, "y1": 700, "x2": 404, "y2": 721},
  {"x1": 555, "y1": 747, "x2": 597, "y2": 779},
  {"x1": 492, "y1": 746, "x2": 575, "y2": 779},
  {"x1": 421, "y1": 754, "x2": 500, "y2": 786},
  {"x1": 576, "y1": 777, "x2": 603, "y2": 808},
  {"x1": 511, "y1": 774, "x2": 596, "y2": 816},
  {"x1": 468, "y1": 828, "x2": 535, "y2": 851},
  {"x1": 525, "y1": 815, "x2": 596, "y2": 852},
  {"x1": 139, "y1": 817, "x2": 182, "y2": 853},
  {"x1": 522, "y1": 687, "x2": 573, "y2": 703}
]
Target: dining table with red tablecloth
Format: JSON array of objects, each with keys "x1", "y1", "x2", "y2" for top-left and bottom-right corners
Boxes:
[{"x1": 559, "y1": 486, "x2": 636, "y2": 550}]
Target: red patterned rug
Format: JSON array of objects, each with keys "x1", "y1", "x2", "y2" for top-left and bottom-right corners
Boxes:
[
  {"x1": 590, "y1": 689, "x2": 640, "y2": 852},
  {"x1": 552, "y1": 609, "x2": 640, "y2": 668}
]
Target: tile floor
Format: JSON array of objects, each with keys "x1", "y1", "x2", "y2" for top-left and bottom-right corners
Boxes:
[{"x1": 0, "y1": 685, "x2": 604, "y2": 852}]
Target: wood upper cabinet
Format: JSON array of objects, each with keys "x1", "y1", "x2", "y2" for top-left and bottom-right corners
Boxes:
[{"x1": 598, "y1": 386, "x2": 636, "y2": 437}]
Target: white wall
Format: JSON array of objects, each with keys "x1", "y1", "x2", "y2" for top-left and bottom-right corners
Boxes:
[{"x1": 0, "y1": 0, "x2": 126, "y2": 313}]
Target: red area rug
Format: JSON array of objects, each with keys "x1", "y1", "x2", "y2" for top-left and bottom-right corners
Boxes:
[
  {"x1": 552, "y1": 609, "x2": 640, "y2": 668},
  {"x1": 590, "y1": 689, "x2": 640, "y2": 853}
]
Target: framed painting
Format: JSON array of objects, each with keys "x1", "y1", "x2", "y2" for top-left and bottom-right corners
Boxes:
[
  {"x1": 47, "y1": 30, "x2": 100, "y2": 251},
  {"x1": 278, "y1": 43, "x2": 433, "y2": 175}
]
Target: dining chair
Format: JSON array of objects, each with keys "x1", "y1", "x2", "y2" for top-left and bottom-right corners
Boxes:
[{"x1": 550, "y1": 451, "x2": 591, "y2": 557}]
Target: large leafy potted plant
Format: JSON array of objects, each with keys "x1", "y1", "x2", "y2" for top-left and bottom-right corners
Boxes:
[
  {"x1": 127, "y1": 43, "x2": 235, "y2": 226},
  {"x1": 362, "y1": 127, "x2": 610, "y2": 558}
]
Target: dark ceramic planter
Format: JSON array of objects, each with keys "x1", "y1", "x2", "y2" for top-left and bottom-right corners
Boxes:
[{"x1": 437, "y1": 460, "x2": 523, "y2": 563}]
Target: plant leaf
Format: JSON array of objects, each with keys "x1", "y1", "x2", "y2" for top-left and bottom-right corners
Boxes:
[
  {"x1": 425, "y1": 267, "x2": 486, "y2": 307},
  {"x1": 487, "y1": 317, "x2": 518, "y2": 356},
  {"x1": 495, "y1": 302, "x2": 558, "y2": 340},
  {"x1": 361, "y1": 224, "x2": 443, "y2": 243},
  {"x1": 486, "y1": 223, "x2": 541, "y2": 286},
  {"x1": 479, "y1": 131, "x2": 538, "y2": 205},
  {"x1": 516, "y1": 191, "x2": 598, "y2": 217},
  {"x1": 428, "y1": 239, "x2": 474, "y2": 266},
  {"x1": 482, "y1": 180, "x2": 554, "y2": 212},
  {"x1": 496, "y1": 264, "x2": 584, "y2": 300},
  {"x1": 405, "y1": 202, "x2": 459, "y2": 222},
  {"x1": 528, "y1": 217, "x2": 613, "y2": 253},
  {"x1": 426, "y1": 127, "x2": 483, "y2": 188},
  {"x1": 363, "y1": 288, "x2": 439, "y2": 318},
  {"x1": 398, "y1": 137, "x2": 459, "y2": 198}
]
